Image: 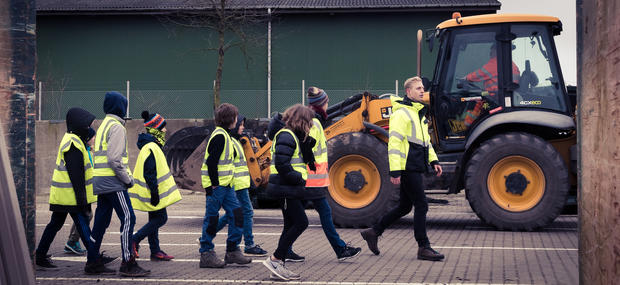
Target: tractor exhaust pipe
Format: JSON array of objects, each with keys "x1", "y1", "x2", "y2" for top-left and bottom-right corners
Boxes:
[{"x1": 417, "y1": 29, "x2": 422, "y2": 76}]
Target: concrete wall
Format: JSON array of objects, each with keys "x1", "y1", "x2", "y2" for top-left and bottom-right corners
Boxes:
[
  {"x1": 35, "y1": 118, "x2": 209, "y2": 195},
  {"x1": 578, "y1": 0, "x2": 620, "y2": 283}
]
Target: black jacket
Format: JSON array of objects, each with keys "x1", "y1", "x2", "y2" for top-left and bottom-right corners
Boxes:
[
  {"x1": 137, "y1": 133, "x2": 159, "y2": 199},
  {"x1": 51, "y1": 107, "x2": 95, "y2": 212},
  {"x1": 269, "y1": 131, "x2": 306, "y2": 187},
  {"x1": 205, "y1": 127, "x2": 235, "y2": 188}
]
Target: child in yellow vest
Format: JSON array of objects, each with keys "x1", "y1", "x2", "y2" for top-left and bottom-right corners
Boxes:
[
  {"x1": 129, "y1": 111, "x2": 182, "y2": 261},
  {"x1": 35, "y1": 107, "x2": 115, "y2": 274}
]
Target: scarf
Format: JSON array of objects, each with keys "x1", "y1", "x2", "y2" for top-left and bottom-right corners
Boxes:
[{"x1": 146, "y1": 127, "x2": 166, "y2": 146}]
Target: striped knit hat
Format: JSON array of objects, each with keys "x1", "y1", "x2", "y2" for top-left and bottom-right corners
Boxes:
[
  {"x1": 141, "y1": 111, "x2": 167, "y2": 130},
  {"x1": 307, "y1": 87, "x2": 329, "y2": 107}
]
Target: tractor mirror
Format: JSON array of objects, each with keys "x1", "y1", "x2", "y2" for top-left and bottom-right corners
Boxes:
[{"x1": 422, "y1": 77, "x2": 431, "y2": 91}]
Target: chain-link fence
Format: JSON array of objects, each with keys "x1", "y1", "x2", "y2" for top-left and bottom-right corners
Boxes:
[{"x1": 38, "y1": 82, "x2": 402, "y2": 120}]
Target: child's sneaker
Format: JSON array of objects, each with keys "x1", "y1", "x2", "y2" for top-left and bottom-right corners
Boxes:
[
  {"x1": 244, "y1": 244, "x2": 268, "y2": 256},
  {"x1": 262, "y1": 257, "x2": 289, "y2": 281},
  {"x1": 285, "y1": 250, "x2": 305, "y2": 262},
  {"x1": 64, "y1": 241, "x2": 86, "y2": 255},
  {"x1": 151, "y1": 251, "x2": 174, "y2": 261},
  {"x1": 337, "y1": 244, "x2": 362, "y2": 261},
  {"x1": 225, "y1": 249, "x2": 252, "y2": 264}
]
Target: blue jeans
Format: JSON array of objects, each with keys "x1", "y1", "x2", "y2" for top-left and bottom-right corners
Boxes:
[
  {"x1": 199, "y1": 185, "x2": 243, "y2": 253},
  {"x1": 287, "y1": 197, "x2": 346, "y2": 255},
  {"x1": 312, "y1": 197, "x2": 347, "y2": 253},
  {"x1": 132, "y1": 208, "x2": 167, "y2": 255},
  {"x1": 216, "y1": 188, "x2": 255, "y2": 247}
]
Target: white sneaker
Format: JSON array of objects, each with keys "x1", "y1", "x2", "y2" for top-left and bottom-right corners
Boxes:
[
  {"x1": 262, "y1": 257, "x2": 289, "y2": 281},
  {"x1": 281, "y1": 265, "x2": 300, "y2": 280}
]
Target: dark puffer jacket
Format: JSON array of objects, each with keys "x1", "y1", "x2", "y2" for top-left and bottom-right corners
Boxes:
[{"x1": 269, "y1": 130, "x2": 306, "y2": 187}]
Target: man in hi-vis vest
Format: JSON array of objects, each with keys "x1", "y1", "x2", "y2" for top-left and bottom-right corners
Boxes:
[
  {"x1": 129, "y1": 111, "x2": 182, "y2": 261},
  {"x1": 35, "y1": 107, "x2": 114, "y2": 274},
  {"x1": 91, "y1": 91, "x2": 150, "y2": 277},
  {"x1": 361, "y1": 77, "x2": 445, "y2": 261}
]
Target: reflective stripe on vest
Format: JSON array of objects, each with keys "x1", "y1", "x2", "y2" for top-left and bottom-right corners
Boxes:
[
  {"x1": 231, "y1": 138, "x2": 251, "y2": 190},
  {"x1": 201, "y1": 127, "x2": 235, "y2": 188},
  {"x1": 93, "y1": 116, "x2": 130, "y2": 177},
  {"x1": 270, "y1": 128, "x2": 308, "y2": 180},
  {"x1": 129, "y1": 142, "x2": 182, "y2": 211},
  {"x1": 388, "y1": 105, "x2": 435, "y2": 171},
  {"x1": 50, "y1": 133, "x2": 97, "y2": 206},
  {"x1": 306, "y1": 118, "x2": 329, "y2": 187},
  {"x1": 394, "y1": 108, "x2": 428, "y2": 147}
]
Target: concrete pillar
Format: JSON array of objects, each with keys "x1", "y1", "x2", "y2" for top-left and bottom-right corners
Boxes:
[
  {"x1": 578, "y1": 0, "x2": 620, "y2": 283},
  {"x1": 0, "y1": 0, "x2": 37, "y2": 255}
]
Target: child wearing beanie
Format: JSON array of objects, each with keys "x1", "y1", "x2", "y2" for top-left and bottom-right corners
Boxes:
[
  {"x1": 129, "y1": 111, "x2": 182, "y2": 261},
  {"x1": 297, "y1": 86, "x2": 363, "y2": 262},
  {"x1": 307, "y1": 87, "x2": 329, "y2": 120}
]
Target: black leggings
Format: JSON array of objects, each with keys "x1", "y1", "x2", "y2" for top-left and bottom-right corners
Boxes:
[
  {"x1": 373, "y1": 171, "x2": 430, "y2": 247},
  {"x1": 273, "y1": 198, "x2": 308, "y2": 260}
]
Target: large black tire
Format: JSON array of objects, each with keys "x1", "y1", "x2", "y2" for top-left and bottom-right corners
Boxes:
[
  {"x1": 465, "y1": 132, "x2": 569, "y2": 230},
  {"x1": 326, "y1": 132, "x2": 398, "y2": 228}
]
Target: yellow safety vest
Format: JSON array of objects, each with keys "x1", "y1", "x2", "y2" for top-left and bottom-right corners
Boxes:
[
  {"x1": 270, "y1": 128, "x2": 308, "y2": 180},
  {"x1": 201, "y1": 127, "x2": 235, "y2": 188},
  {"x1": 306, "y1": 118, "x2": 329, "y2": 187},
  {"x1": 231, "y1": 138, "x2": 251, "y2": 190},
  {"x1": 50, "y1": 133, "x2": 97, "y2": 206},
  {"x1": 388, "y1": 97, "x2": 438, "y2": 172},
  {"x1": 129, "y1": 142, "x2": 182, "y2": 211},
  {"x1": 93, "y1": 116, "x2": 131, "y2": 177}
]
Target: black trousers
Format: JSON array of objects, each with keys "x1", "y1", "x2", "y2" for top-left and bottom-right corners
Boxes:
[
  {"x1": 373, "y1": 171, "x2": 430, "y2": 247},
  {"x1": 36, "y1": 211, "x2": 98, "y2": 262},
  {"x1": 273, "y1": 198, "x2": 308, "y2": 260}
]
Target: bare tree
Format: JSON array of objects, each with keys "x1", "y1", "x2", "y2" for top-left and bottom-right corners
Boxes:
[{"x1": 161, "y1": 0, "x2": 269, "y2": 109}]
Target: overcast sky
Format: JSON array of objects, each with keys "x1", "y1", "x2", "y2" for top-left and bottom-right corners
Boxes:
[{"x1": 499, "y1": 0, "x2": 577, "y2": 85}]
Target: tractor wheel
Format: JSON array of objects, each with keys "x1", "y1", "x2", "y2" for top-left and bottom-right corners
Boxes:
[
  {"x1": 327, "y1": 132, "x2": 397, "y2": 228},
  {"x1": 465, "y1": 132, "x2": 569, "y2": 230}
]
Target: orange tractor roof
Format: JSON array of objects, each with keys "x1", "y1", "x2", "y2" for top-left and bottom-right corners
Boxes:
[{"x1": 437, "y1": 13, "x2": 560, "y2": 29}]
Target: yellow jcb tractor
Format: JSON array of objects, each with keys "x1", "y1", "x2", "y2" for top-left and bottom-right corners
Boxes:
[{"x1": 166, "y1": 13, "x2": 577, "y2": 231}]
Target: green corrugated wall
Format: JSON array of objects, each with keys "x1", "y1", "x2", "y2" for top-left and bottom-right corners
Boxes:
[{"x1": 36, "y1": 11, "x2": 481, "y2": 119}]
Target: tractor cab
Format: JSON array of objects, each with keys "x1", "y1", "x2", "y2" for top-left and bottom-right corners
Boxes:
[{"x1": 427, "y1": 13, "x2": 572, "y2": 152}]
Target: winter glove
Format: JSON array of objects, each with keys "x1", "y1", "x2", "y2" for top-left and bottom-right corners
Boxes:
[
  {"x1": 300, "y1": 137, "x2": 317, "y2": 171},
  {"x1": 205, "y1": 187, "x2": 213, "y2": 196},
  {"x1": 150, "y1": 193, "x2": 160, "y2": 206},
  {"x1": 124, "y1": 178, "x2": 135, "y2": 189},
  {"x1": 150, "y1": 187, "x2": 160, "y2": 206}
]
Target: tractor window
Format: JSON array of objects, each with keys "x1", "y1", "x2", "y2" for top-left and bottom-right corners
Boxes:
[
  {"x1": 511, "y1": 24, "x2": 567, "y2": 112},
  {"x1": 437, "y1": 30, "x2": 498, "y2": 137}
]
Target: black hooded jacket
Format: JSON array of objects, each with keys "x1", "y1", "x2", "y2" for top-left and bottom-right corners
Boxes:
[
  {"x1": 137, "y1": 133, "x2": 159, "y2": 199},
  {"x1": 52, "y1": 108, "x2": 95, "y2": 212}
]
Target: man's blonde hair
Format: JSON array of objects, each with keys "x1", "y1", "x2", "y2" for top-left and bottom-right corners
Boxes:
[{"x1": 404, "y1": 76, "x2": 422, "y2": 89}]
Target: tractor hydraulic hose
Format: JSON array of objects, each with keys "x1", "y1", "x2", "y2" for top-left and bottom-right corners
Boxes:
[
  {"x1": 363, "y1": 122, "x2": 389, "y2": 138},
  {"x1": 327, "y1": 101, "x2": 362, "y2": 121},
  {"x1": 327, "y1": 93, "x2": 363, "y2": 116}
]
